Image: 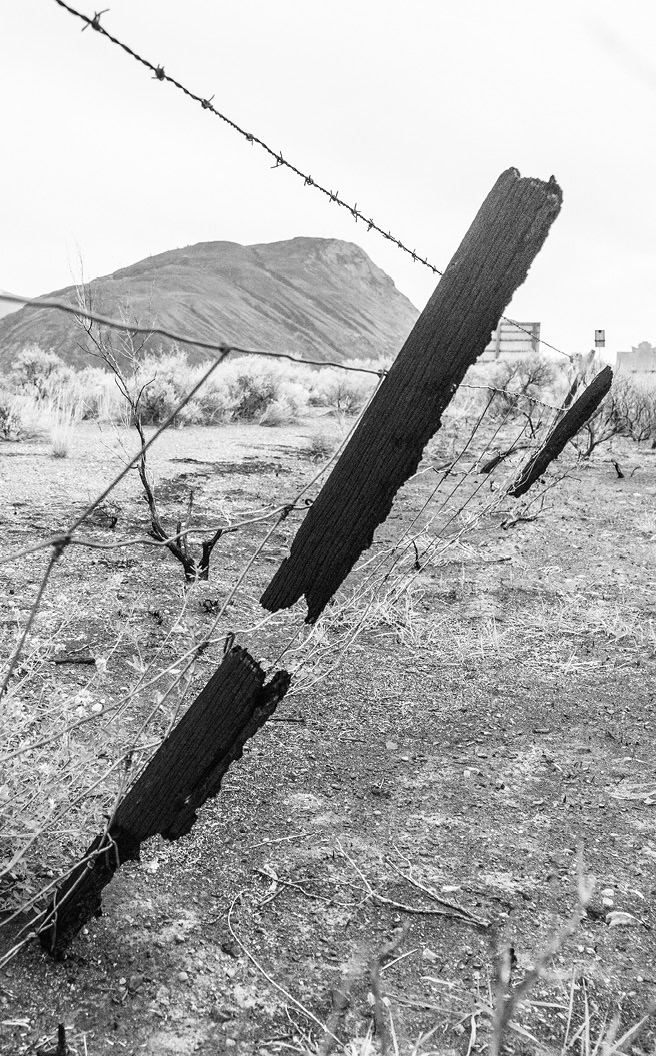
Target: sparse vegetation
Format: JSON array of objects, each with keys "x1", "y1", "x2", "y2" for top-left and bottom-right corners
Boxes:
[
  {"x1": 304, "y1": 430, "x2": 336, "y2": 461},
  {"x1": 0, "y1": 344, "x2": 383, "y2": 432},
  {"x1": 10, "y1": 346, "x2": 69, "y2": 401},
  {"x1": 0, "y1": 392, "x2": 22, "y2": 440},
  {"x1": 487, "y1": 353, "x2": 560, "y2": 437},
  {"x1": 1, "y1": 418, "x2": 655, "y2": 1051},
  {"x1": 1, "y1": 343, "x2": 655, "y2": 1052},
  {"x1": 49, "y1": 426, "x2": 70, "y2": 458}
]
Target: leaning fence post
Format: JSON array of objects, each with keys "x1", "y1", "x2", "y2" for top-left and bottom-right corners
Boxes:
[
  {"x1": 37, "y1": 646, "x2": 290, "y2": 957},
  {"x1": 507, "y1": 365, "x2": 614, "y2": 497},
  {"x1": 261, "y1": 167, "x2": 563, "y2": 622}
]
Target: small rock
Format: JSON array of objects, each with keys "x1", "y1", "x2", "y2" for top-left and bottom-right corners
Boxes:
[
  {"x1": 607, "y1": 911, "x2": 638, "y2": 927},
  {"x1": 331, "y1": 988, "x2": 350, "y2": 1011},
  {"x1": 155, "y1": 986, "x2": 170, "y2": 1006},
  {"x1": 178, "y1": 970, "x2": 189, "y2": 982},
  {"x1": 422, "y1": 948, "x2": 439, "y2": 962},
  {"x1": 211, "y1": 1007, "x2": 233, "y2": 1024},
  {"x1": 128, "y1": 973, "x2": 144, "y2": 993}
]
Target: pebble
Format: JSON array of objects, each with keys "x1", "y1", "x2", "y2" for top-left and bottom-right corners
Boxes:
[{"x1": 178, "y1": 970, "x2": 189, "y2": 982}]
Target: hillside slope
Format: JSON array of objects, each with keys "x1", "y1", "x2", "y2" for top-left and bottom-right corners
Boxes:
[{"x1": 0, "y1": 238, "x2": 419, "y2": 370}]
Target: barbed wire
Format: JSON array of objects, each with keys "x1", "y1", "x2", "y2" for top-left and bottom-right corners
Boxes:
[
  {"x1": 0, "y1": 502, "x2": 304, "y2": 569},
  {"x1": 49, "y1": 1, "x2": 573, "y2": 363},
  {"x1": 0, "y1": 291, "x2": 386, "y2": 377},
  {"x1": 0, "y1": 292, "x2": 578, "y2": 417}
]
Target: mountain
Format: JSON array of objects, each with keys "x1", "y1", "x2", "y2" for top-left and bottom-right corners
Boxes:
[{"x1": 0, "y1": 238, "x2": 419, "y2": 371}]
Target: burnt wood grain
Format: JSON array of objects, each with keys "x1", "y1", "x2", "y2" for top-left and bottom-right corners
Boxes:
[
  {"x1": 38, "y1": 647, "x2": 289, "y2": 956},
  {"x1": 261, "y1": 168, "x2": 563, "y2": 622}
]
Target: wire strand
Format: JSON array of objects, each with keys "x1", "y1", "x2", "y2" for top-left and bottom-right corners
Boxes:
[{"x1": 0, "y1": 291, "x2": 385, "y2": 377}]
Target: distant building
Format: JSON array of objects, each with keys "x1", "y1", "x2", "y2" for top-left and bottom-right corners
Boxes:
[
  {"x1": 480, "y1": 319, "x2": 540, "y2": 361},
  {"x1": 616, "y1": 341, "x2": 656, "y2": 373}
]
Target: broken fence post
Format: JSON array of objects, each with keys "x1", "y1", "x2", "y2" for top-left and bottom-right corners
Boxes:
[
  {"x1": 38, "y1": 646, "x2": 290, "y2": 957},
  {"x1": 508, "y1": 366, "x2": 613, "y2": 498},
  {"x1": 261, "y1": 167, "x2": 563, "y2": 622}
]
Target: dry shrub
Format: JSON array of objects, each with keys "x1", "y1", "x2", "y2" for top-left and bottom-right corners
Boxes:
[
  {"x1": 304, "y1": 431, "x2": 336, "y2": 461},
  {"x1": 0, "y1": 393, "x2": 22, "y2": 440},
  {"x1": 310, "y1": 365, "x2": 378, "y2": 416},
  {"x1": 3, "y1": 345, "x2": 387, "y2": 430},
  {"x1": 488, "y1": 353, "x2": 560, "y2": 417},
  {"x1": 10, "y1": 346, "x2": 69, "y2": 401},
  {"x1": 50, "y1": 426, "x2": 71, "y2": 458},
  {"x1": 574, "y1": 371, "x2": 656, "y2": 457}
]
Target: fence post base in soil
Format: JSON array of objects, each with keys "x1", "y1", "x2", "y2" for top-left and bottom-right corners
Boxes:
[
  {"x1": 508, "y1": 365, "x2": 613, "y2": 497},
  {"x1": 37, "y1": 646, "x2": 290, "y2": 958},
  {"x1": 261, "y1": 167, "x2": 563, "y2": 623}
]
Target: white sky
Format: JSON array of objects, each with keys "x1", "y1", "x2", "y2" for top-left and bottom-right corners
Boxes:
[{"x1": 1, "y1": 0, "x2": 655, "y2": 359}]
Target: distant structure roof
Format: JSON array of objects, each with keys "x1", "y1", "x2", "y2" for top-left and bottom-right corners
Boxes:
[{"x1": 616, "y1": 341, "x2": 656, "y2": 372}]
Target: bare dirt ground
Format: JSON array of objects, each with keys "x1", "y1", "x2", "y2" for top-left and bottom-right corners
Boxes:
[{"x1": 1, "y1": 418, "x2": 655, "y2": 1055}]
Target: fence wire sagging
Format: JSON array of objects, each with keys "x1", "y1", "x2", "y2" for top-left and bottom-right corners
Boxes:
[
  {"x1": 0, "y1": 3, "x2": 596, "y2": 965},
  {"x1": 0, "y1": 289, "x2": 598, "y2": 964}
]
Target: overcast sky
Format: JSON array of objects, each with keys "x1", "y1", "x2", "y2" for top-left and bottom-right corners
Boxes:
[{"x1": 1, "y1": 0, "x2": 654, "y2": 359}]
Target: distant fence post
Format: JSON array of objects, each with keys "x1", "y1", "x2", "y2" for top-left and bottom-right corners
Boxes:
[
  {"x1": 38, "y1": 647, "x2": 290, "y2": 957},
  {"x1": 508, "y1": 366, "x2": 613, "y2": 497},
  {"x1": 261, "y1": 167, "x2": 563, "y2": 622}
]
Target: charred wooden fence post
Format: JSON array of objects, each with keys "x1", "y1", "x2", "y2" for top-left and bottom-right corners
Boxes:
[
  {"x1": 508, "y1": 366, "x2": 613, "y2": 498},
  {"x1": 261, "y1": 168, "x2": 563, "y2": 623},
  {"x1": 38, "y1": 647, "x2": 290, "y2": 957}
]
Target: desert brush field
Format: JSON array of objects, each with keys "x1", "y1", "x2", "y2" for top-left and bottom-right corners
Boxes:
[{"x1": 0, "y1": 374, "x2": 655, "y2": 1054}]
